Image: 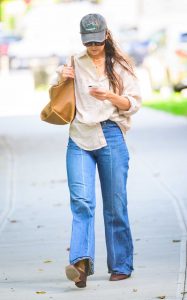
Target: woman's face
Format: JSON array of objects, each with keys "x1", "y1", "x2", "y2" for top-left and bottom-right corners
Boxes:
[{"x1": 85, "y1": 42, "x2": 105, "y2": 58}]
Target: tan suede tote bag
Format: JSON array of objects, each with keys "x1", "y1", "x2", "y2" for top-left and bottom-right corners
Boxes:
[{"x1": 40, "y1": 56, "x2": 75, "y2": 125}]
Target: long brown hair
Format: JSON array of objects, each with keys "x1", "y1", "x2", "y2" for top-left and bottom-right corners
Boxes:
[{"x1": 105, "y1": 29, "x2": 136, "y2": 93}]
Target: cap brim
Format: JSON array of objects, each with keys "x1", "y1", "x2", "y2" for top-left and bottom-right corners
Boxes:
[{"x1": 81, "y1": 30, "x2": 106, "y2": 44}]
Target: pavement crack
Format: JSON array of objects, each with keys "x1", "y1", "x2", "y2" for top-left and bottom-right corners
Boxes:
[
  {"x1": 0, "y1": 137, "x2": 16, "y2": 233},
  {"x1": 182, "y1": 240, "x2": 187, "y2": 300}
]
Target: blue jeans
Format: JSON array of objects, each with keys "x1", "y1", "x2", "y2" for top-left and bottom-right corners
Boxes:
[{"x1": 66, "y1": 120, "x2": 134, "y2": 276}]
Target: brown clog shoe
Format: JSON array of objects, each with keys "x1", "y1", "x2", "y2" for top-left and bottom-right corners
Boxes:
[
  {"x1": 109, "y1": 273, "x2": 131, "y2": 281},
  {"x1": 65, "y1": 264, "x2": 87, "y2": 288}
]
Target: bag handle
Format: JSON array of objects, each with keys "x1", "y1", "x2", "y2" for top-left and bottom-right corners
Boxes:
[{"x1": 70, "y1": 55, "x2": 74, "y2": 68}]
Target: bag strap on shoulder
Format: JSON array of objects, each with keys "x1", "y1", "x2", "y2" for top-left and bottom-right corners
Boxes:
[{"x1": 71, "y1": 56, "x2": 74, "y2": 68}]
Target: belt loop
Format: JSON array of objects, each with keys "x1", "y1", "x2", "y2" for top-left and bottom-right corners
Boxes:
[
  {"x1": 101, "y1": 120, "x2": 107, "y2": 126},
  {"x1": 100, "y1": 119, "x2": 116, "y2": 127}
]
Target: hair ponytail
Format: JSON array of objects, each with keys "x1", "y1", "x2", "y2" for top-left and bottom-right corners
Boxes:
[{"x1": 105, "y1": 30, "x2": 136, "y2": 93}]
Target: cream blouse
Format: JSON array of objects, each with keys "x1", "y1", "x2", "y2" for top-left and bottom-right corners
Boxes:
[{"x1": 52, "y1": 50, "x2": 142, "y2": 150}]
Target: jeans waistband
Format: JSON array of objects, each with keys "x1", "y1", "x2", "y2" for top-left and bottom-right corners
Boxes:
[{"x1": 100, "y1": 119, "x2": 116, "y2": 126}]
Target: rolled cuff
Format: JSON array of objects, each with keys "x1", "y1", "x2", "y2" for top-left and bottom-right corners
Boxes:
[{"x1": 119, "y1": 94, "x2": 141, "y2": 116}]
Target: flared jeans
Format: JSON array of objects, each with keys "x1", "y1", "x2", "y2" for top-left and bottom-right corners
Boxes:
[{"x1": 66, "y1": 120, "x2": 134, "y2": 276}]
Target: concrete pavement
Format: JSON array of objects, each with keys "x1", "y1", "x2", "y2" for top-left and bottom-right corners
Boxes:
[{"x1": 0, "y1": 71, "x2": 187, "y2": 299}]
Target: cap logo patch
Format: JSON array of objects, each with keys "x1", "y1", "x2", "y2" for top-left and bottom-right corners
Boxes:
[{"x1": 85, "y1": 22, "x2": 98, "y2": 31}]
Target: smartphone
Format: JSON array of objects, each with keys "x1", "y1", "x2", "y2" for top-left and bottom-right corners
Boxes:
[{"x1": 88, "y1": 85, "x2": 100, "y2": 90}]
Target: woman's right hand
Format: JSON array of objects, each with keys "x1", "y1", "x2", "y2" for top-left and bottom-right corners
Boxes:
[{"x1": 56, "y1": 65, "x2": 75, "y2": 80}]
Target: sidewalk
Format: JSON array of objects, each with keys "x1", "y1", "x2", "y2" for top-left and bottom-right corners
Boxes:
[
  {"x1": 0, "y1": 105, "x2": 186, "y2": 300},
  {"x1": 127, "y1": 108, "x2": 187, "y2": 300}
]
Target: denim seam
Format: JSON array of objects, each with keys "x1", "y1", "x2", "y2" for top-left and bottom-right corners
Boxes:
[
  {"x1": 109, "y1": 145, "x2": 116, "y2": 265},
  {"x1": 80, "y1": 148, "x2": 90, "y2": 257}
]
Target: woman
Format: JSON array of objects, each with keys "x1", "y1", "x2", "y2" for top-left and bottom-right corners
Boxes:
[{"x1": 56, "y1": 13, "x2": 141, "y2": 288}]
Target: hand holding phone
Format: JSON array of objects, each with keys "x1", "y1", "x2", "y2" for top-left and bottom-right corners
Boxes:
[{"x1": 88, "y1": 84, "x2": 108, "y2": 101}]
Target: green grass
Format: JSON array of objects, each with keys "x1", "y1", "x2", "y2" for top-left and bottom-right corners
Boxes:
[
  {"x1": 35, "y1": 84, "x2": 48, "y2": 91},
  {"x1": 143, "y1": 92, "x2": 187, "y2": 116}
]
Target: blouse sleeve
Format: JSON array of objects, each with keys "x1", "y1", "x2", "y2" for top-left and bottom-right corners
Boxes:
[
  {"x1": 49, "y1": 56, "x2": 71, "y2": 86},
  {"x1": 118, "y1": 70, "x2": 142, "y2": 116}
]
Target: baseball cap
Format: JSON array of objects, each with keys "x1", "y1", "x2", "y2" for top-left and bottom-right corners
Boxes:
[{"x1": 80, "y1": 13, "x2": 107, "y2": 44}]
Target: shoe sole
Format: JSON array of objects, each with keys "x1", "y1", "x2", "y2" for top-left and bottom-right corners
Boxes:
[
  {"x1": 65, "y1": 265, "x2": 80, "y2": 283},
  {"x1": 109, "y1": 274, "x2": 131, "y2": 281}
]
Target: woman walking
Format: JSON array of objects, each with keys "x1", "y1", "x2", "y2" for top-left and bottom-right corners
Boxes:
[{"x1": 56, "y1": 13, "x2": 141, "y2": 288}]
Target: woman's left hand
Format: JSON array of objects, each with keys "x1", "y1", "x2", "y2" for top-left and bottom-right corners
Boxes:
[{"x1": 89, "y1": 88, "x2": 110, "y2": 101}]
